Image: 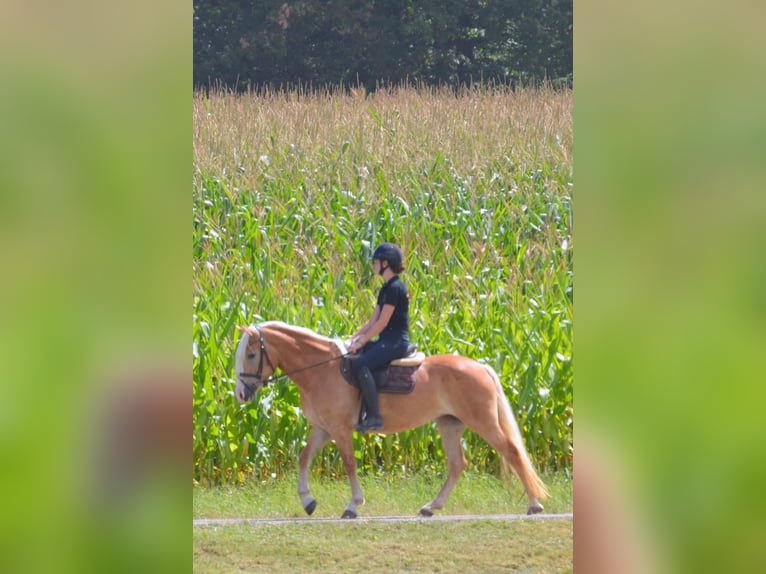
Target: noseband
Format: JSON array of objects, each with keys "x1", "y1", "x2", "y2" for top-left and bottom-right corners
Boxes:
[{"x1": 238, "y1": 325, "x2": 276, "y2": 394}]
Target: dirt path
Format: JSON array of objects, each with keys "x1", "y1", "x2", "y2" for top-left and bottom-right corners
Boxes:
[{"x1": 194, "y1": 513, "x2": 573, "y2": 527}]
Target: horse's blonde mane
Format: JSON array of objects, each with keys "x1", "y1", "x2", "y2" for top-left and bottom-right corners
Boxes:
[{"x1": 234, "y1": 327, "x2": 250, "y2": 380}]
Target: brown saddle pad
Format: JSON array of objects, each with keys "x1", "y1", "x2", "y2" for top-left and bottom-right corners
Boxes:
[{"x1": 340, "y1": 357, "x2": 419, "y2": 395}]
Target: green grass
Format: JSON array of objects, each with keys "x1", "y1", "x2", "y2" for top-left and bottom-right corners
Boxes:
[
  {"x1": 194, "y1": 471, "x2": 572, "y2": 519},
  {"x1": 193, "y1": 84, "x2": 573, "y2": 484},
  {"x1": 194, "y1": 519, "x2": 572, "y2": 573},
  {"x1": 194, "y1": 472, "x2": 573, "y2": 573}
]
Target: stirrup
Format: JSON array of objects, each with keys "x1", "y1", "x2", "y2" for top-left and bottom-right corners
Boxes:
[{"x1": 355, "y1": 417, "x2": 383, "y2": 433}]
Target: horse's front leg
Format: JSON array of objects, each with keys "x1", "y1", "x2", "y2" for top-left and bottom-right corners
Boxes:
[
  {"x1": 334, "y1": 433, "x2": 365, "y2": 518},
  {"x1": 298, "y1": 426, "x2": 330, "y2": 515}
]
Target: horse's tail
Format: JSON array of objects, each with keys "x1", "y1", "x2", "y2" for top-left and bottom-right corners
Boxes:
[{"x1": 484, "y1": 364, "x2": 549, "y2": 500}]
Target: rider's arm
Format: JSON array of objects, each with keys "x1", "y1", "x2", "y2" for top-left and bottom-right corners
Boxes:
[
  {"x1": 361, "y1": 304, "x2": 395, "y2": 342},
  {"x1": 351, "y1": 306, "x2": 381, "y2": 340},
  {"x1": 349, "y1": 304, "x2": 394, "y2": 352}
]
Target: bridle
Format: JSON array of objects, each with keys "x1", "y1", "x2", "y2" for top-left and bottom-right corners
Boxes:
[
  {"x1": 238, "y1": 324, "x2": 348, "y2": 396},
  {"x1": 238, "y1": 325, "x2": 276, "y2": 395}
]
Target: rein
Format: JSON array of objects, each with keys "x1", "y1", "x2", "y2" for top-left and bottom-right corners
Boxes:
[
  {"x1": 265, "y1": 354, "x2": 348, "y2": 383},
  {"x1": 238, "y1": 325, "x2": 348, "y2": 393}
]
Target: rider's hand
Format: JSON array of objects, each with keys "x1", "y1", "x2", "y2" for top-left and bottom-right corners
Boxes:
[{"x1": 348, "y1": 337, "x2": 362, "y2": 354}]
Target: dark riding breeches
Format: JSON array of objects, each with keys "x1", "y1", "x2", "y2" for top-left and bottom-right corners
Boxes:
[{"x1": 351, "y1": 338, "x2": 409, "y2": 375}]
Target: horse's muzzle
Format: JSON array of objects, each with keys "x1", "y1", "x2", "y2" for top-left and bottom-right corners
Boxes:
[
  {"x1": 237, "y1": 377, "x2": 260, "y2": 402},
  {"x1": 238, "y1": 371, "x2": 268, "y2": 402},
  {"x1": 241, "y1": 383, "x2": 256, "y2": 402}
]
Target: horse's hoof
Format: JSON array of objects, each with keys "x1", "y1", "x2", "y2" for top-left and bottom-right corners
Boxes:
[
  {"x1": 304, "y1": 500, "x2": 317, "y2": 516},
  {"x1": 341, "y1": 510, "x2": 357, "y2": 519},
  {"x1": 527, "y1": 503, "x2": 544, "y2": 515},
  {"x1": 418, "y1": 508, "x2": 433, "y2": 517}
]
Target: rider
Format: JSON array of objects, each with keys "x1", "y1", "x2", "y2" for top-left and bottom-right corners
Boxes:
[{"x1": 347, "y1": 242, "x2": 410, "y2": 432}]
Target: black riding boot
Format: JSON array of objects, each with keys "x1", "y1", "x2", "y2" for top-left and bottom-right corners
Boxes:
[{"x1": 354, "y1": 366, "x2": 383, "y2": 432}]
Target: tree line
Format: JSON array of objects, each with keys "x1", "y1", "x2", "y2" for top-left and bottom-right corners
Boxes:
[{"x1": 194, "y1": 0, "x2": 572, "y2": 91}]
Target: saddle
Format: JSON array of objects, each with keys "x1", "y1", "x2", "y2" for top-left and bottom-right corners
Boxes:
[{"x1": 339, "y1": 343, "x2": 425, "y2": 395}]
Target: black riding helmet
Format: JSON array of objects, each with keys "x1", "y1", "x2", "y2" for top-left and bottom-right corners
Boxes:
[{"x1": 372, "y1": 242, "x2": 403, "y2": 270}]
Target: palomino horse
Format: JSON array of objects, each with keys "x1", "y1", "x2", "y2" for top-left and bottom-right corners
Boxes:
[{"x1": 235, "y1": 321, "x2": 548, "y2": 518}]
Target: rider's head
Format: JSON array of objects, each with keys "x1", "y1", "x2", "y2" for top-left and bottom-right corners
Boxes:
[{"x1": 372, "y1": 243, "x2": 405, "y2": 275}]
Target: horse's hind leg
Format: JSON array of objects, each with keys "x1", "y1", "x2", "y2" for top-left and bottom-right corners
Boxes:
[
  {"x1": 479, "y1": 425, "x2": 546, "y2": 515},
  {"x1": 298, "y1": 426, "x2": 330, "y2": 515},
  {"x1": 419, "y1": 416, "x2": 467, "y2": 517}
]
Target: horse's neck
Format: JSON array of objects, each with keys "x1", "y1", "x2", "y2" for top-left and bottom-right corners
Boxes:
[{"x1": 265, "y1": 323, "x2": 332, "y2": 374}]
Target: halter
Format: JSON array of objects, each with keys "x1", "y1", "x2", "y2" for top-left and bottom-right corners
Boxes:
[{"x1": 238, "y1": 324, "x2": 348, "y2": 396}]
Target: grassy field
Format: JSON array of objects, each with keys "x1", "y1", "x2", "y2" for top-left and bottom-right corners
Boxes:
[
  {"x1": 194, "y1": 472, "x2": 572, "y2": 573},
  {"x1": 194, "y1": 519, "x2": 572, "y2": 573},
  {"x1": 194, "y1": 471, "x2": 572, "y2": 519},
  {"x1": 193, "y1": 83, "x2": 572, "y2": 485}
]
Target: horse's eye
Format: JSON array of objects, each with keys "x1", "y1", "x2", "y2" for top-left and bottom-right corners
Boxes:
[{"x1": 247, "y1": 353, "x2": 256, "y2": 360}]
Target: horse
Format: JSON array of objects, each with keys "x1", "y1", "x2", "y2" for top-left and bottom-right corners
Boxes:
[{"x1": 234, "y1": 321, "x2": 548, "y2": 518}]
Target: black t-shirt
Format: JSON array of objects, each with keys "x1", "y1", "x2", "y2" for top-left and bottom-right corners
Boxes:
[{"x1": 376, "y1": 275, "x2": 409, "y2": 340}]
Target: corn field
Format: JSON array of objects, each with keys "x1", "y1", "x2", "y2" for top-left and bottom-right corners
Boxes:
[{"x1": 193, "y1": 83, "x2": 573, "y2": 484}]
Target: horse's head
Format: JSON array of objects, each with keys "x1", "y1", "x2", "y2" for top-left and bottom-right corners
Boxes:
[{"x1": 234, "y1": 325, "x2": 276, "y2": 403}]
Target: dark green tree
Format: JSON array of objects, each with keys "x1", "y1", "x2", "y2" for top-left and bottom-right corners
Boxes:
[{"x1": 193, "y1": 0, "x2": 572, "y2": 90}]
